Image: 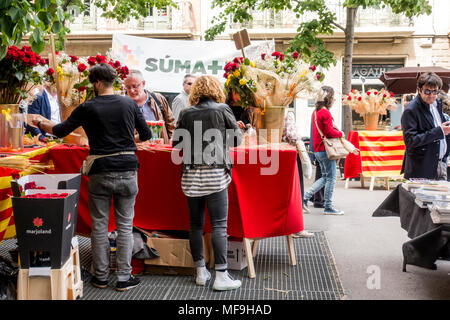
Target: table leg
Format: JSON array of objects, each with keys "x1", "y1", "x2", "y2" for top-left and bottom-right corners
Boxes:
[
  {"x1": 369, "y1": 177, "x2": 375, "y2": 191},
  {"x1": 385, "y1": 177, "x2": 390, "y2": 191},
  {"x1": 251, "y1": 240, "x2": 258, "y2": 258},
  {"x1": 243, "y1": 238, "x2": 256, "y2": 279},
  {"x1": 345, "y1": 178, "x2": 349, "y2": 189},
  {"x1": 360, "y1": 175, "x2": 365, "y2": 188},
  {"x1": 286, "y1": 235, "x2": 296, "y2": 266}
]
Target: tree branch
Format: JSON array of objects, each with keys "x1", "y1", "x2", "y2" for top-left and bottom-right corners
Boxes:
[{"x1": 331, "y1": 20, "x2": 345, "y2": 32}]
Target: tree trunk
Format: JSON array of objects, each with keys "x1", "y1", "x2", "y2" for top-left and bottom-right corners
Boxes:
[{"x1": 342, "y1": 7, "x2": 357, "y2": 136}]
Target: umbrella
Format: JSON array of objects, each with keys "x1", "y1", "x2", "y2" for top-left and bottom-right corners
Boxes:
[{"x1": 379, "y1": 66, "x2": 450, "y2": 94}]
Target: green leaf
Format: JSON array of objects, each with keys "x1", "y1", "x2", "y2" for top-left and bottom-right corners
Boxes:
[
  {"x1": 8, "y1": 8, "x2": 23, "y2": 22},
  {"x1": 40, "y1": 0, "x2": 51, "y2": 9},
  {"x1": 51, "y1": 21, "x2": 62, "y2": 33},
  {"x1": 0, "y1": 0, "x2": 12, "y2": 10},
  {"x1": 0, "y1": 46, "x2": 7, "y2": 60}
]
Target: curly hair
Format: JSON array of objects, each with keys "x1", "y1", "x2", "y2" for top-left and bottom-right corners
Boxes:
[{"x1": 189, "y1": 75, "x2": 226, "y2": 106}]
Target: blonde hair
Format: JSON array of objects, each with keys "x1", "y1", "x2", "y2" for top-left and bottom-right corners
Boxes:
[{"x1": 189, "y1": 75, "x2": 226, "y2": 106}]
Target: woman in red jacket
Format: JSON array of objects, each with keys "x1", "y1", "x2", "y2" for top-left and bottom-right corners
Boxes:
[{"x1": 303, "y1": 86, "x2": 344, "y2": 215}]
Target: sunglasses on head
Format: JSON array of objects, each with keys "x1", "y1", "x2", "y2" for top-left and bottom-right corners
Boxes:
[{"x1": 421, "y1": 88, "x2": 439, "y2": 95}]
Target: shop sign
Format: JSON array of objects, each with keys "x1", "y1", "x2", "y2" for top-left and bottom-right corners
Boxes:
[{"x1": 352, "y1": 64, "x2": 403, "y2": 79}]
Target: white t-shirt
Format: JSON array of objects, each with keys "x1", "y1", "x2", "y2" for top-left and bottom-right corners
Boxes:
[{"x1": 45, "y1": 89, "x2": 61, "y2": 123}]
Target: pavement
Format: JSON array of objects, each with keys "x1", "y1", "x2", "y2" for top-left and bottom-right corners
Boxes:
[{"x1": 303, "y1": 173, "x2": 450, "y2": 300}]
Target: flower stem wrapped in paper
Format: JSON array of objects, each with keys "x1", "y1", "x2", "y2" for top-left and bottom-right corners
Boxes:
[
  {"x1": 343, "y1": 88, "x2": 397, "y2": 116},
  {"x1": 47, "y1": 52, "x2": 129, "y2": 146},
  {"x1": 237, "y1": 51, "x2": 322, "y2": 144}
]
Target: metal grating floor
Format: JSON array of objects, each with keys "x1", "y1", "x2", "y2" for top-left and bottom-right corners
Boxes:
[{"x1": 0, "y1": 231, "x2": 345, "y2": 300}]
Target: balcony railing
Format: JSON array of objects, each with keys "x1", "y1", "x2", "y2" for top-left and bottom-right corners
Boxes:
[
  {"x1": 67, "y1": 1, "x2": 193, "y2": 32},
  {"x1": 227, "y1": 1, "x2": 413, "y2": 31}
]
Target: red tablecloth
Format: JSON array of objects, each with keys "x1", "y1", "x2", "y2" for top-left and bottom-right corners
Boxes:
[
  {"x1": 344, "y1": 130, "x2": 405, "y2": 179},
  {"x1": 47, "y1": 144, "x2": 304, "y2": 238}
]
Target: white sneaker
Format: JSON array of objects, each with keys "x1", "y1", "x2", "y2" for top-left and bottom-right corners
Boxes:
[
  {"x1": 212, "y1": 271, "x2": 242, "y2": 291},
  {"x1": 324, "y1": 207, "x2": 344, "y2": 215},
  {"x1": 195, "y1": 267, "x2": 211, "y2": 286},
  {"x1": 292, "y1": 230, "x2": 315, "y2": 238}
]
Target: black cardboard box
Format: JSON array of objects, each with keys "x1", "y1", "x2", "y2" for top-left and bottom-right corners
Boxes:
[{"x1": 12, "y1": 189, "x2": 79, "y2": 269}]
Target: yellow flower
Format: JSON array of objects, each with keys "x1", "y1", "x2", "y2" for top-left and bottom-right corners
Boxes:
[
  {"x1": 239, "y1": 79, "x2": 247, "y2": 85},
  {"x1": 250, "y1": 61, "x2": 256, "y2": 68},
  {"x1": 57, "y1": 66, "x2": 64, "y2": 81},
  {"x1": 233, "y1": 70, "x2": 240, "y2": 77},
  {"x1": 300, "y1": 70, "x2": 308, "y2": 78},
  {"x1": 226, "y1": 78, "x2": 230, "y2": 86}
]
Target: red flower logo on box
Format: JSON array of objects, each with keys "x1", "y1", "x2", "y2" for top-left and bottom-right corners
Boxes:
[
  {"x1": 33, "y1": 217, "x2": 43, "y2": 228},
  {"x1": 68, "y1": 212, "x2": 71, "y2": 223}
]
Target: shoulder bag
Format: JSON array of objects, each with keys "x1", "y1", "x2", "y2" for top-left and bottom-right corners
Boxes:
[{"x1": 313, "y1": 110, "x2": 349, "y2": 160}]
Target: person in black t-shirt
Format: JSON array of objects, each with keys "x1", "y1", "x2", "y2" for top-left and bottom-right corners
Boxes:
[{"x1": 29, "y1": 63, "x2": 152, "y2": 292}]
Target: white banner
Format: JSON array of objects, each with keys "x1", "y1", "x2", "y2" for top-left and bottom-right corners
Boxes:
[{"x1": 111, "y1": 34, "x2": 274, "y2": 93}]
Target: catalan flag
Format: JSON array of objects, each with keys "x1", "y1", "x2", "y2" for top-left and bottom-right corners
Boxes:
[
  {"x1": 359, "y1": 130, "x2": 405, "y2": 177},
  {"x1": 0, "y1": 146, "x2": 53, "y2": 246}
]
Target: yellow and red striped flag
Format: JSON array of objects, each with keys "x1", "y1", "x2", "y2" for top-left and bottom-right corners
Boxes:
[{"x1": 358, "y1": 130, "x2": 405, "y2": 177}]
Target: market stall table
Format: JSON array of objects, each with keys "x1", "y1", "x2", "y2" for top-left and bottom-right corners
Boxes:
[
  {"x1": 44, "y1": 143, "x2": 304, "y2": 278},
  {"x1": 344, "y1": 130, "x2": 405, "y2": 191},
  {"x1": 372, "y1": 184, "x2": 450, "y2": 271}
]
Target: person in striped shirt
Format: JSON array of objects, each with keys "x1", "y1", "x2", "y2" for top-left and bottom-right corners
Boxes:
[{"x1": 172, "y1": 75, "x2": 243, "y2": 291}]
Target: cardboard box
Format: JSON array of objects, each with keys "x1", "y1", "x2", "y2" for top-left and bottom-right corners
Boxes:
[
  {"x1": 138, "y1": 228, "x2": 209, "y2": 268},
  {"x1": 11, "y1": 173, "x2": 81, "y2": 239},
  {"x1": 12, "y1": 189, "x2": 79, "y2": 269},
  {"x1": 227, "y1": 239, "x2": 248, "y2": 270}
]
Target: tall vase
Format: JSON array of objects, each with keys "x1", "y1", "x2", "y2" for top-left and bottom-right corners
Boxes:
[
  {"x1": 363, "y1": 112, "x2": 379, "y2": 131},
  {"x1": 0, "y1": 104, "x2": 22, "y2": 150},
  {"x1": 258, "y1": 105, "x2": 287, "y2": 144}
]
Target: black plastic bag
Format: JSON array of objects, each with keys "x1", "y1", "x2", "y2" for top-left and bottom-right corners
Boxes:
[
  {"x1": 0, "y1": 256, "x2": 18, "y2": 300},
  {"x1": 132, "y1": 227, "x2": 160, "y2": 260}
]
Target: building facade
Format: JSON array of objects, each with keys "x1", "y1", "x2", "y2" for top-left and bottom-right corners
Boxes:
[{"x1": 31, "y1": 0, "x2": 450, "y2": 136}]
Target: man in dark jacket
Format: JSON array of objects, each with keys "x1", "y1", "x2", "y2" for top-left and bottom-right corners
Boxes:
[
  {"x1": 401, "y1": 72, "x2": 450, "y2": 180},
  {"x1": 29, "y1": 63, "x2": 152, "y2": 292}
]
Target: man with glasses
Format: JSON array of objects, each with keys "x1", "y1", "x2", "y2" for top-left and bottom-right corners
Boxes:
[
  {"x1": 171, "y1": 74, "x2": 197, "y2": 122},
  {"x1": 401, "y1": 72, "x2": 450, "y2": 180},
  {"x1": 124, "y1": 69, "x2": 175, "y2": 144}
]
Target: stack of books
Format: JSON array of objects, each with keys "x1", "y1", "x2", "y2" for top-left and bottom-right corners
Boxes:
[{"x1": 428, "y1": 202, "x2": 450, "y2": 224}]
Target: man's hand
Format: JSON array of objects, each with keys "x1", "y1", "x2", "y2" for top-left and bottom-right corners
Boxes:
[
  {"x1": 237, "y1": 121, "x2": 245, "y2": 129},
  {"x1": 442, "y1": 121, "x2": 450, "y2": 135}
]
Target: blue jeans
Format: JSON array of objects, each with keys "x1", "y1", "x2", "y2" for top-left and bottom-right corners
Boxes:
[
  {"x1": 186, "y1": 188, "x2": 228, "y2": 271},
  {"x1": 303, "y1": 151, "x2": 336, "y2": 210},
  {"x1": 88, "y1": 171, "x2": 138, "y2": 282}
]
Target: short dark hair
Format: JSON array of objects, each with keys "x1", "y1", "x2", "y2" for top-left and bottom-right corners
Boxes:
[
  {"x1": 417, "y1": 72, "x2": 443, "y2": 90},
  {"x1": 88, "y1": 63, "x2": 117, "y2": 87}
]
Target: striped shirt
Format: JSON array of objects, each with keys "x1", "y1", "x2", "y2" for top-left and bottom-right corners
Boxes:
[{"x1": 181, "y1": 165, "x2": 231, "y2": 197}]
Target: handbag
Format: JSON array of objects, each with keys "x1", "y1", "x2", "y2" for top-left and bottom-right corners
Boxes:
[
  {"x1": 313, "y1": 110, "x2": 349, "y2": 160},
  {"x1": 81, "y1": 151, "x2": 135, "y2": 176}
]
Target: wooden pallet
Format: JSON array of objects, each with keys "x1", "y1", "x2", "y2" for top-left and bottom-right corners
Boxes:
[{"x1": 17, "y1": 244, "x2": 83, "y2": 300}]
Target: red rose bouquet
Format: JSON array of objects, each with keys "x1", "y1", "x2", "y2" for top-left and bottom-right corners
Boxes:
[{"x1": 0, "y1": 45, "x2": 49, "y2": 104}]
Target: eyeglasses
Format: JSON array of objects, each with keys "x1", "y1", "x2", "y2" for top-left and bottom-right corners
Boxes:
[
  {"x1": 421, "y1": 89, "x2": 439, "y2": 95},
  {"x1": 125, "y1": 82, "x2": 143, "y2": 91}
]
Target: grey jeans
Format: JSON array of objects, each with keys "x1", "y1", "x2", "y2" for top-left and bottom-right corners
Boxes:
[
  {"x1": 88, "y1": 171, "x2": 138, "y2": 282},
  {"x1": 186, "y1": 188, "x2": 228, "y2": 271}
]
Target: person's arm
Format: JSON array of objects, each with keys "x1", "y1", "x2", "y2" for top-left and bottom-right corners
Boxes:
[
  {"x1": 223, "y1": 104, "x2": 243, "y2": 147},
  {"x1": 31, "y1": 104, "x2": 83, "y2": 137},
  {"x1": 319, "y1": 110, "x2": 343, "y2": 138},
  {"x1": 171, "y1": 96, "x2": 182, "y2": 123},
  {"x1": 26, "y1": 95, "x2": 47, "y2": 138},
  {"x1": 160, "y1": 95, "x2": 176, "y2": 140}
]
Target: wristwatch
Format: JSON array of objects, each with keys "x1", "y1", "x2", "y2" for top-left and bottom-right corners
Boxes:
[{"x1": 37, "y1": 120, "x2": 42, "y2": 130}]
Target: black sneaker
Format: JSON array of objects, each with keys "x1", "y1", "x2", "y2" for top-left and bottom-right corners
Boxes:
[
  {"x1": 91, "y1": 276, "x2": 108, "y2": 289},
  {"x1": 116, "y1": 275, "x2": 141, "y2": 291}
]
